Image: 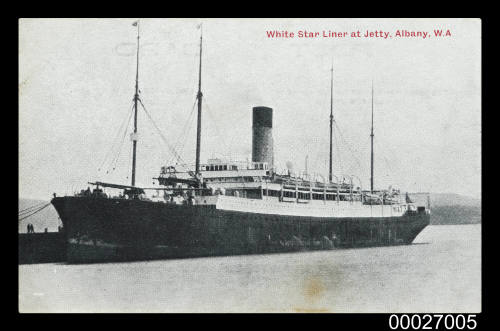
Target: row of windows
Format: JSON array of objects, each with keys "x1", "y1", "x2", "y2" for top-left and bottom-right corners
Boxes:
[
  {"x1": 284, "y1": 186, "x2": 347, "y2": 194},
  {"x1": 252, "y1": 163, "x2": 268, "y2": 170},
  {"x1": 265, "y1": 190, "x2": 281, "y2": 197},
  {"x1": 203, "y1": 164, "x2": 236, "y2": 171},
  {"x1": 205, "y1": 176, "x2": 256, "y2": 183},
  {"x1": 268, "y1": 190, "x2": 359, "y2": 201},
  {"x1": 202, "y1": 163, "x2": 268, "y2": 172}
]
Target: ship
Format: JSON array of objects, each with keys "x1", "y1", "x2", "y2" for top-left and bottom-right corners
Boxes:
[{"x1": 51, "y1": 22, "x2": 430, "y2": 263}]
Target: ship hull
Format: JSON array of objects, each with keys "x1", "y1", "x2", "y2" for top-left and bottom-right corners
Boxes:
[{"x1": 52, "y1": 196, "x2": 430, "y2": 263}]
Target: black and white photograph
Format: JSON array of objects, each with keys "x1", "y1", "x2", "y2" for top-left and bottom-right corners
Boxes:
[{"x1": 18, "y1": 18, "x2": 481, "y2": 314}]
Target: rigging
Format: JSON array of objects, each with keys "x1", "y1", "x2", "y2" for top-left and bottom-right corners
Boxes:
[
  {"x1": 138, "y1": 99, "x2": 193, "y2": 176},
  {"x1": 18, "y1": 203, "x2": 52, "y2": 222},
  {"x1": 166, "y1": 97, "x2": 198, "y2": 166},
  {"x1": 98, "y1": 101, "x2": 134, "y2": 173},
  {"x1": 18, "y1": 201, "x2": 47, "y2": 216}
]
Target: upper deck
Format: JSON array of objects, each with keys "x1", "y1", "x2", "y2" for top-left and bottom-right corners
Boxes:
[{"x1": 157, "y1": 159, "x2": 401, "y2": 206}]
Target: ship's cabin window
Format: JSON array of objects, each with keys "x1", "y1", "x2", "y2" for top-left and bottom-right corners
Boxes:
[
  {"x1": 297, "y1": 192, "x2": 311, "y2": 200},
  {"x1": 263, "y1": 190, "x2": 280, "y2": 197},
  {"x1": 251, "y1": 162, "x2": 266, "y2": 170},
  {"x1": 326, "y1": 194, "x2": 337, "y2": 201},
  {"x1": 207, "y1": 164, "x2": 228, "y2": 171},
  {"x1": 312, "y1": 193, "x2": 323, "y2": 200},
  {"x1": 231, "y1": 165, "x2": 238, "y2": 170}
]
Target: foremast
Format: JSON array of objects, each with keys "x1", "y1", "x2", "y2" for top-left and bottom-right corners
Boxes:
[
  {"x1": 195, "y1": 25, "x2": 203, "y2": 176},
  {"x1": 329, "y1": 65, "x2": 334, "y2": 183},
  {"x1": 370, "y1": 81, "x2": 374, "y2": 193},
  {"x1": 131, "y1": 21, "x2": 140, "y2": 186}
]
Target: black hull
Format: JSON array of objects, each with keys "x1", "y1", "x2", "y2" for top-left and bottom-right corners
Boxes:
[
  {"x1": 19, "y1": 232, "x2": 67, "y2": 264},
  {"x1": 52, "y1": 197, "x2": 430, "y2": 263}
]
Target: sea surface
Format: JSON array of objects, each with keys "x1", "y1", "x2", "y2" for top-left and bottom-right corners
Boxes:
[{"x1": 19, "y1": 224, "x2": 481, "y2": 313}]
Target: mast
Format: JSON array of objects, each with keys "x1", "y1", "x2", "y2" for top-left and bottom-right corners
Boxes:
[
  {"x1": 131, "y1": 21, "x2": 140, "y2": 187},
  {"x1": 370, "y1": 81, "x2": 374, "y2": 193},
  {"x1": 329, "y1": 65, "x2": 334, "y2": 183},
  {"x1": 195, "y1": 25, "x2": 203, "y2": 175}
]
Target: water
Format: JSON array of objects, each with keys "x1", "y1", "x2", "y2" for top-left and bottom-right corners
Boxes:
[{"x1": 19, "y1": 224, "x2": 481, "y2": 313}]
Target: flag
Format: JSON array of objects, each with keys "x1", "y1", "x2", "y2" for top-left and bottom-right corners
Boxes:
[
  {"x1": 196, "y1": 23, "x2": 202, "y2": 29},
  {"x1": 132, "y1": 21, "x2": 138, "y2": 27}
]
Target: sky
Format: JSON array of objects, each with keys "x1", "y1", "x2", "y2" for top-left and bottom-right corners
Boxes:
[{"x1": 19, "y1": 18, "x2": 481, "y2": 200}]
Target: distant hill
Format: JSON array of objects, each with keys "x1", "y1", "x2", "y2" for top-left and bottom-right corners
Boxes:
[
  {"x1": 18, "y1": 199, "x2": 61, "y2": 233},
  {"x1": 428, "y1": 193, "x2": 481, "y2": 225},
  {"x1": 429, "y1": 193, "x2": 480, "y2": 208}
]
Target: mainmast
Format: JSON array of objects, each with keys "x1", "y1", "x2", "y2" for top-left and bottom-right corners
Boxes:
[
  {"x1": 329, "y1": 65, "x2": 334, "y2": 183},
  {"x1": 195, "y1": 25, "x2": 203, "y2": 175},
  {"x1": 370, "y1": 81, "x2": 374, "y2": 193},
  {"x1": 131, "y1": 21, "x2": 140, "y2": 186}
]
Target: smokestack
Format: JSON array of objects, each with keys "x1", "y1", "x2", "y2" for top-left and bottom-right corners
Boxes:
[{"x1": 252, "y1": 106, "x2": 273, "y2": 170}]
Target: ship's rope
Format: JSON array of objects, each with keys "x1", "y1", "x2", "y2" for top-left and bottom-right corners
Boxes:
[
  {"x1": 108, "y1": 102, "x2": 135, "y2": 174},
  {"x1": 374, "y1": 136, "x2": 397, "y2": 173},
  {"x1": 333, "y1": 121, "x2": 364, "y2": 173},
  {"x1": 333, "y1": 125, "x2": 344, "y2": 176},
  {"x1": 333, "y1": 119, "x2": 401, "y2": 191},
  {"x1": 373, "y1": 138, "x2": 398, "y2": 187},
  {"x1": 125, "y1": 142, "x2": 133, "y2": 181},
  {"x1": 138, "y1": 99, "x2": 191, "y2": 172},
  {"x1": 98, "y1": 101, "x2": 135, "y2": 174},
  {"x1": 172, "y1": 108, "x2": 196, "y2": 165},
  {"x1": 108, "y1": 107, "x2": 134, "y2": 174},
  {"x1": 166, "y1": 97, "x2": 198, "y2": 166},
  {"x1": 18, "y1": 203, "x2": 51, "y2": 222},
  {"x1": 98, "y1": 101, "x2": 134, "y2": 172},
  {"x1": 18, "y1": 201, "x2": 48, "y2": 216},
  {"x1": 203, "y1": 97, "x2": 233, "y2": 161}
]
